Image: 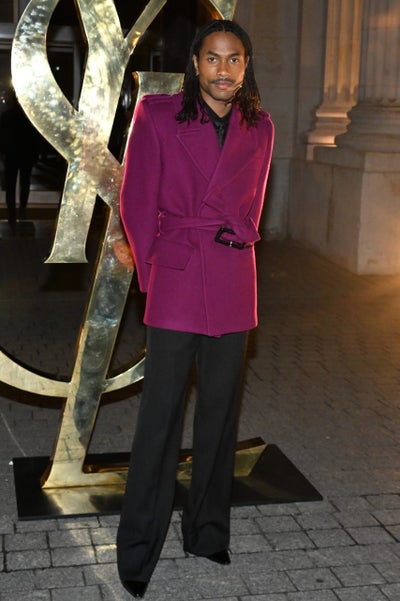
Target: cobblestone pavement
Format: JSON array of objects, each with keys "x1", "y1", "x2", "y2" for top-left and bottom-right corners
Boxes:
[{"x1": 0, "y1": 220, "x2": 399, "y2": 600}]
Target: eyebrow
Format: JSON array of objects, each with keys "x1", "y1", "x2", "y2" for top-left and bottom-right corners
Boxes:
[{"x1": 205, "y1": 50, "x2": 242, "y2": 57}]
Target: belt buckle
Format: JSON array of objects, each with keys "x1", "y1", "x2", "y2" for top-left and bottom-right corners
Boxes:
[{"x1": 214, "y1": 227, "x2": 247, "y2": 249}]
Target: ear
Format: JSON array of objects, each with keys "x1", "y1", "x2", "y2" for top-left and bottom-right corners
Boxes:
[{"x1": 193, "y1": 54, "x2": 199, "y2": 75}]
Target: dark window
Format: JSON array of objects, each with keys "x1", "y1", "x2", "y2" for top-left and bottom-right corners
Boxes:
[
  {"x1": 0, "y1": 1, "x2": 13, "y2": 23},
  {"x1": 47, "y1": 49, "x2": 75, "y2": 103}
]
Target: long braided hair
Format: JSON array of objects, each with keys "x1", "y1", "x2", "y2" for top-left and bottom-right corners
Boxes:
[{"x1": 176, "y1": 20, "x2": 262, "y2": 128}]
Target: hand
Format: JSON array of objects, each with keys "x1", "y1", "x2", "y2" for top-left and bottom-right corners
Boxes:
[{"x1": 113, "y1": 239, "x2": 134, "y2": 271}]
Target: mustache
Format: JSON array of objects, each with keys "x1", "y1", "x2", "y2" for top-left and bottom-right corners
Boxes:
[{"x1": 211, "y1": 78, "x2": 236, "y2": 85}]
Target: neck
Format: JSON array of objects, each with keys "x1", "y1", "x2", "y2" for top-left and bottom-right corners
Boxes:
[
  {"x1": 199, "y1": 95, "x2": 233, "y2": 118},
  {"x1": 214, "y1": 102, "x2": 233, "y2": 118}
]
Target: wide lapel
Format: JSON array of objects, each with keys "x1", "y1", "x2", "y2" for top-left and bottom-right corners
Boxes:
[
  {"x1": 176, "y1": 115, "x2": 221, "y2": 183},
  {"x1": 203, "y1": 105, "x2": 258, "y2": 211}
]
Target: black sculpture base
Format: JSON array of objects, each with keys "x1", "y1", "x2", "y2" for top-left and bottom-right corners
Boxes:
[{"x1": 13, "y1": 444, "x2": 322, "y2": 520}]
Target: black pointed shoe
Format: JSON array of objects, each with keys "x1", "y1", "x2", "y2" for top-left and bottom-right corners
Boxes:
[
  {"x1": 122, "y1": 580, "x2": 148, "y2": 598},
  {"x1": 205, "y1": 550, "x2": 231, "y2": 565}
]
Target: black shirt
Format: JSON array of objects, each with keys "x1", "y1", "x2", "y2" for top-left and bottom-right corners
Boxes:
[{"x1": 204, "y1": 103, "x2": 232, "y2": 147}]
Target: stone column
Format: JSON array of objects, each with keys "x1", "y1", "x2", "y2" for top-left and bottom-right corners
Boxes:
[
  {"x1": 307, "y1": 0, "x2": 362, "y2": 159},
  {"x1": 336, "y1": 0, "x2": 400, "y2": 151},
  {"x1": 291, "y1": 0, "x2": 400, "y2": 274}
]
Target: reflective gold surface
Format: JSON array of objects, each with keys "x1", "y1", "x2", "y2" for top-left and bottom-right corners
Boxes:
[
  {"x1": 177, "y1": 440, "x2": 267, "y2": 481},
  {"x1": 209, "y1": 0, "x2": 238, "y2": 18},
  {"x1": 2, "y1": 0, "x2": 242, "y2": 492},
  {"x1": 12, "y1": 0, "x2": 171, "y2": 264}
]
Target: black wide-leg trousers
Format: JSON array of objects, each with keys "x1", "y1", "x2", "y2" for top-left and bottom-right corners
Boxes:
[{"x1": 117, "y1": 326, "x2": 248, "y2": 582}]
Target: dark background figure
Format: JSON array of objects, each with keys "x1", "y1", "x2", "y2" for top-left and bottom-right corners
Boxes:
[{"x1": 0, "y1": 89, "x2": 40, "y2": 231}]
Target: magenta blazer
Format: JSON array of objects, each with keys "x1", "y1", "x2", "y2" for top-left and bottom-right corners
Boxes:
[{"x1": 120, "y1": 92, "x2": 274, "y2": 337}]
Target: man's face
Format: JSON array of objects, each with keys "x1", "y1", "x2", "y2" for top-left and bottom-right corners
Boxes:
[{"x1": 193, "y1": 31, "x2": 248, "y2": 117}]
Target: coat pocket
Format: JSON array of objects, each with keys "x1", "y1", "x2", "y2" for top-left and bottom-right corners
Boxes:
[{"x1": 146, "y1": 237, "x2": 193, "y2": 270}]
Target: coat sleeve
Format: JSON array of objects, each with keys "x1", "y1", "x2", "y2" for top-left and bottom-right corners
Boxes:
[
  {"x1": 120, "y1": 97, "x2": 161, "y2": 292},
  {"x1": 249, "y1": 115, "x2": 275, "y2": 231}
]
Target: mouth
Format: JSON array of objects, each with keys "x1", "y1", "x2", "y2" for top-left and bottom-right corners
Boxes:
[{"x1": 213, "y1": 79, "x2": 235, "y2": 90}]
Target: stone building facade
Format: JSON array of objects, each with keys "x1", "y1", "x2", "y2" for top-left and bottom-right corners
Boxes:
[{"x1": 236, "y1": 0, "x2": 400, "y2": 274}]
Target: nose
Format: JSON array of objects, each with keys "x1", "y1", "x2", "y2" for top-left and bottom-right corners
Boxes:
[{"x1": 217, "y1": 59, "x2": 230, "y2": 77}]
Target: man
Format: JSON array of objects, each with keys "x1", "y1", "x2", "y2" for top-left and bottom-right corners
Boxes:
[{"x1": 117, "y1": 19, "x2": 274, "y2": 599}]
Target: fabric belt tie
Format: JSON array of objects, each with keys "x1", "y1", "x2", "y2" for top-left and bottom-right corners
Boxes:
[{"x1": 158, "y1": 212, "x2": 260, "y2": 247}]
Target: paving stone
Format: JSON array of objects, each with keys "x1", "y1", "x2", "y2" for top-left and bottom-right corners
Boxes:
[
  {"x1": 373, "y1": 510, "x2": 400, "y2": 526},
  {"x1": 98, "y1": 515, "x2": 120, "y2": 528},
  {"x1": 15, "y1": 520, "x2": 58, "y2": 533},
  {"x1": 48, "y1": 529, "x2": 92, "y2": 548},
  {"x1": 6, "y1": 549, "x2": 51, "y2": 571},
  {"x1": 231, "y1": 505, "x2": 263, "y2": 518},
  {"x1": 243, "y1": 571, "x2": 295, "y2": 595},
  {"x1": 335, "y1": 511, "x2": 380, "y2": 528},
  {"x1": 0, "y1": 514, "x2": 15, "y2": 535},
  {"x1": 307, "y1": 528, "x2": 355, "y2": 548},
  {"x1": 287, "y1": 567, "x2": 341, "y2": 590},
  {"x1": 256, "y1": 516, "x2": 301, "y2": 534},
  {"x1": 257, "y1": 505, "x2": 300, "y2": 517},
  {"x1": 233, "y1": 550, "x2": 314, "y2": 572},
  {"x1": 0, "y1": 570, "x2": 36, "y2": 593},
  {"x1": 165, "y1": 522, "x2": 181, "y2": 541},
  {"x1": 159, "y1": 539, "x2": 187, "y2": 558},
  {"x1": 236, "y1": 593, "x2": 288, "y2": 601},
  {"x1": 5, "y1": 532, "x2": 47, "y2": 551},
  {"x1": 366, "y1": 495, "x2": 400, "y2": 509},
  {"x1": 295, "y1": 513, "x2": 341, "y2": 530},
  {"x1": 332, "y1": 563, "x2": 387, "y2": 586},
  {"x1": 381, "y1": 582, "x2": 400, "y2": 600},
  {"x1": 231, "y1": 518, "x2": 263, "y2": 535},
  {"x1": 265, "y1": 531, "x2": 315, "y2": 551},
  {"x1": 50, "y1": 585, "x2": 102, "y2": 601},
  {"x1": 126, "y1": 574, "x2": 221, "y2": 600},
  {"x1": 334, "y1": 585, "x2": 391, "y2": 600},
  {"x1": 93, "y1": 543, "x2": 116, "y2": 564},
  {"x1": 50, "y1": 545, "x2": 96, "y2": 567},
  {"x1": 89, "y1": 526, "x2": 117, "y2": 546},
  {"x1": 287, "y1": 592, "x2": 339, "y2": 601},
  {"x1": 346, "y1": 526, "x2": 396, "y2": 545},
  {"x1": 190, "y1": 573, "x2": 248, "y2": 598},
  {"x1": 83, "y1": 561, "x2": 124, "y2": 585},
  {"x1": 376, "y1": 560, "x2": 400, "y2": 583},
  {"x1": 56, "y1": 518, "x2": 100, "y2": 530},
  {"x1": 99, "y1": 582, "x2": 135, "y2": 601},
  {"x1": 230, "y1": 534, "x2": 271, "y2": 553},
  {"x1": 33, "y1": 566, "x2": 85, "y2": 589},
  {"x1": 295, "y1": 500, "x2": 337, "y2": 514},
  {"x1": 0, "y1": 591, "x2": 50, "y2": 601},
  {"x1": 307, "y1": 543, "x2": 400, "y2": 567}
]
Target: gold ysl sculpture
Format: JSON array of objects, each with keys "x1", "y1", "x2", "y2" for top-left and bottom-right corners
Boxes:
[{"x1": 1, "y1": 0, "x2": 251, "y2": 500}]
